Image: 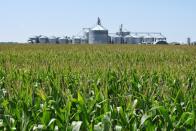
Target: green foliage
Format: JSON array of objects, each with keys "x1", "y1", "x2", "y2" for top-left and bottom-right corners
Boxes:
[{"x1": 0, "y1": 44, "x2": 196, "y2": 130}]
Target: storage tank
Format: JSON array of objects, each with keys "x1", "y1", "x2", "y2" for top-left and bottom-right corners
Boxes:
[
  {"x1": 72, "y1": 36, "x2": 81, "y2": 44},
  {"x1": 111, "y1": 35, "x2": 123, "y2": 44},
  {"x1": 48, "y1": 36, "x2": 57, "y2": 44},
  {"x1": 28, "y1": 36, "x2": 39, "y2": 43},
  {"x1": 39, "y1": 36, "x2": 48, "y2": 43},
  {"x1": 83, "y1": 28, "x2": 90, "y2": 42},
  {"x1": 154, "y1": 33, "x2": 167, "y2": 44},
  {"x1": 187, "y1": 37, "x2": 191, "y2": 45},
  {"x1": 124, "y1": 34, "x2": 143, "y2": 44},
  {"x1": 58, "y1": 36, "x2": 69, "y2": 44},
  {"x1": 108, "y1": 36, "x2": 112, "y2": 44},
  {"x1": 89, "y1": 17, "x2": 108, "y2": 44},
  {"x1": 68, "y1": 37, "x2": 72, "y2": 44},
  {"x1": 143, "y1": 34, "x2": 155, "y2": 44},
  {"x1": 81, "y1": 37, "x2": 88, "y2": 44}
]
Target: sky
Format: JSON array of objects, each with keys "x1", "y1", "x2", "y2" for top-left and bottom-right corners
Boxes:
[{"x1": 0, "y1": 0, "x2": 195, "y2": 43}]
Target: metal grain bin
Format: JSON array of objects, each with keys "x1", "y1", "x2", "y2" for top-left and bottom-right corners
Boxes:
[
  {"x1": 48, "y1": 36, "x2": 57, "y2": 44},
  {"x1": 124, "y1": 34, "x2": 143, "y2": 44},
  {"x1": 81, "y1": 37, "x2": 88, "y2": 44},
  {"x1": 68, "y1": 37, "x2": 72, "y2": 44},
  {"x1": 28, "y1": 36, "x2": 39, "y2": 43},
  {"x1": 89, "y1": 18, "x2": 108, "y2": 44},
  {"x1": 111, "y1": 35, "x2": 123, "y2": 44},
  {"x1": 58, "y1": 36, "x2": 69, "y2": 44},
  {"x1": 39, "y1": 36, "x2": 48, "y2": 43},
  {"x1": 72, "y1": 36, "x2": 81, "y2": 44},
  {"x1": 154, "y1": 33, "x2": 167, "y2": 44},
  {"x1": 143, "y1": 34, "x2": 155, "y2": 44},
  {"x1": 83, "y1": 28, "x2": 90, "y2": 43},
  {"x1": 108, "y1": 36, "x2": 112, "y2": 43}
]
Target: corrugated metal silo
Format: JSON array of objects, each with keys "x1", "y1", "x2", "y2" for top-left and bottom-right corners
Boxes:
[
  {"x1": 48, "y1": 36, "x2": 57, "y2": 44},
  {"x1": 28, "y1": 36, "x2": 39, "y2": 43},
  {"x1": 108, "y1": 36, "x2": 112, "y2": 43},
  {"x1": 83, "y1": 28, "x2": 90, "y2": 43},
  {"x1": 81, "y1": 37, "x2": 88, "y2": 44},
  {"x1": 154, "y1": 33, "x2": 167, "y2": 44},
  {"x1": 111, "y1": 35, "x2": 123, "y2": 44},
  {"x1": 143, "y1": 34, "x2": 155, "y2": 44},
  {"x1": 89, "y1": 17, "x2": 108, "y2": 44},
  {"x1": 58, "y1": 36, "x2": 69, "y2": 44},
  {"x1": 67, "y1": 37, "x2": 72, "y2": 44},
  {"x1": 124, "y1": 34, "x2": 143, "y2": 44},
  {"x1": 72, "y1": 36, "x2": 81, "y2": 44},
  {"x1": 39, "y1": 36, "x2": 48, "y2": 43}
]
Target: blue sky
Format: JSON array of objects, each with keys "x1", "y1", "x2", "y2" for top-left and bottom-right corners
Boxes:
[{"x1": 0, "y1": 0, "x2": 195, "y2": 43}]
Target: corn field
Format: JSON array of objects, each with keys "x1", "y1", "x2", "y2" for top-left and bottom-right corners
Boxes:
[{"x1": 0, "y1": 44, "x2": 196, "y2": 130}]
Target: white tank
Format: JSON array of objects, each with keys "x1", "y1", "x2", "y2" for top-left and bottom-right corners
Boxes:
[
  {"x1": 68, "y1": 37, "x2": 72, "y2": 44},
  {"x1": 28, "y1": 35, "x2": 39, "y2": 43},
  {"x1": 83, "y1": 28, "x2": 90, "y2": 42},
  {"x1": 89, "y1": 18, "x2": 108, "y2": 44},
  {"x1": 154, "y1": 33, "x2": 167, "y2": 43},
  {"x1": 143, "y1": 34, "x2": 155, "y2": 44},
  {"x1": 39, "y1": 36, "x2": 48, "y2": 43},
  {"x1": 72, "y1": 36, "x2": 81, "y2": 44},
  {"x1": 81, "y1": 38, "x2": 88, "y2": 44},
  {"x1": 124, "y1": 34, "x2": 143, "y2": 44},
  {"x1": 108, "y1": 36, "x2": 112, "y2": 43},
  {"x1": 58, "y1": 36, "x2": 69, "y2": 44},
  {"x1": 48, "y1": 36, "x2": 57, "y2": 44},
  {"x1": 111, "y1": 35, "x2": 123, "y2": 44}
]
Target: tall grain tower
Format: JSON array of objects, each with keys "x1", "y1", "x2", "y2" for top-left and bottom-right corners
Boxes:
[
  {"x1": 187, "y1": 37, "x2": 191, "y2": 45},
  {"x1": 89, "y1": 17, "x2": 109, "y2": 44}
]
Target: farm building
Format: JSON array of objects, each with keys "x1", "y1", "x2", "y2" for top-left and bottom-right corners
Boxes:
[
  {"x1": 28, "y1": 18, "x2": 167, "y2": 44},
  {"x1": 88, "y1": 18, "x2": 109, "y2": 44}
]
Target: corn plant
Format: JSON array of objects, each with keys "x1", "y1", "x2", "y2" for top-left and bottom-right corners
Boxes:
[{"x1": 0, "y1": 44, "x2": 195, "y2": 130}]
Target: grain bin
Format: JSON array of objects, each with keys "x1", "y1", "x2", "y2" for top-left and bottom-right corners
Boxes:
[
  {"x1": 72, "y1": 36, "x2": 81, "y2": 44},
  {"x1": 48, "y1": 36, "x2": 57, "y2": 44},
  {"x1": 108, "y1": 36, "x2": 112, "y2": 43},
  {"x1": 154, "y1": 33, "x2": 167, "y2": 44},
  {"x1": 28, "y1": 36, "x2": 39, "y2": 43},
  {"x1": 111, "y1": 35, "x2": 123, "y2": 44},
  {"x1": 143, "y1": 34, "x2": 155, "y2": 44},
  {"x1": 83, "y1": 28, "x2": 90, "y2": 43},
  {"x1": 68, "y1": 37, "x2": 72, "y2": 44},
  {"x1": 124, "y1": 34, "x2": 143, "y2": 44},
  {"x1": 58, "y1": 36, "x2": 69, "y2": 44},
  {"x1": 39, "y1": 36, "x2": 48, "y2": 43},
  {"x1": 89, "y1": 17, "x2": 108, "y2": 44},
  {"x1": 81, "y1": 37, "x2": 88, "y2": 44}
]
